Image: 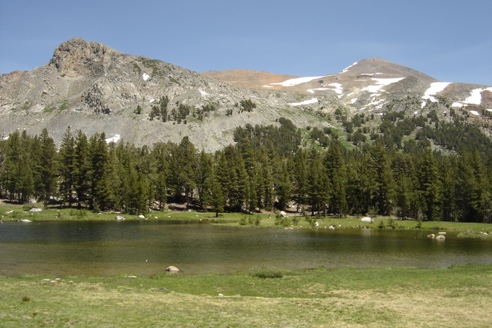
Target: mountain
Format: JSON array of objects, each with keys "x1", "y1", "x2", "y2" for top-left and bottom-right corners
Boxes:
[
  {"x1": 1, "y1": 37, "x2": 491, "y2": 151},
  {"x1": 205, "y1": 57, "x2": 492, "y2": 112}
]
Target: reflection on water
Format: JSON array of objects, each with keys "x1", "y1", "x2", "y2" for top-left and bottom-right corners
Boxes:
[{"x1": 1, "y1": 220, "x2": 492, "y2": 276}]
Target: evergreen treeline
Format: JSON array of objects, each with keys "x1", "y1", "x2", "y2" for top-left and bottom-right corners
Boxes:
[{"x1": 1, "y1": 116, "x2": 492, "y2": 223}]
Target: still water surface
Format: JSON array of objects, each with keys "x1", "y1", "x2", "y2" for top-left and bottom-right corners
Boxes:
[{"x1": 1, "y1": 220, "x2": 492, "y2": 276}]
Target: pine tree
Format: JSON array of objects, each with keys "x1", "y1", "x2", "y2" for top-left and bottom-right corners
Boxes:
[
  {"x1": 168, "y1": 137, "x2": 196, "y2": 204},
  {"x1": 1, "y1": 131, "x2": 22, "y2": 201},
  {"x1": 202, "y1": 164, "x2": 224, "y2": 217},
  {"x1": 417, "y1": 149, "x2": 442, "y2": 221},
  {"x1": 369, "y1": 142, "x2": 396, "y2": 216},
  {"x1": 392, "y1": 153, "x2": 419, "y2": 220},
  {"x1": 196, "y1": 150, "x2": 211, "y2": 208},
  {"x1": 324, "y1": 142, "x2": 348, "y2": 216},
  {"x1": 152, "y1": 143, "x2": 169, "y2": 210},
  {"x1": 74, "y1": 130, "x2": 91, "y2": 208},
  {"x1": 259, "y1": 149, "x2": 274, "y2": 211},
  {"x1": 438, "y1": 155, "x2": 457, "y2": 221},
  {"x1": 346, "y1": 151, "x2": 377, "y2": 215},
  {"x1": 89, "y1": 133, "x2": 114, "y2": 211},
  {"x1": 154, "y1": 169, "x2": 167, "y2": 210},
  {"x1": 274, "y1": 159, "x2": 291, "y2": 210},
  {"x1": 292, "y1": 149, "x2": 308, "y2": 213},
  {"x1": 36, "y1": 129, "x2": 57, "y2": 209},
  {"x1": 307, "y1": 149, "x2": 329, "y2": 216},
  {"x1": 58, "y1": 127, "x2": 76, "y2": 207}
]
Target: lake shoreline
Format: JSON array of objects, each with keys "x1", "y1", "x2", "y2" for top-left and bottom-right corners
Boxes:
[{"x1": 2, "y1": 203, "x2": 492, "y2": 239}]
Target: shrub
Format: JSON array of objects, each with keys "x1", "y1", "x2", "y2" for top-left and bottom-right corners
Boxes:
[
  {"x1": 254, "y1": 214, "x2": 261, "y2": 226},
  {"x1": 70, "y1": 209, "x2": 87, "y2": 217},
  {"x1": 291, "y1": 216, "x2": 300, "y2": 226},
  {"x1": 22, "y1": 204, "x2": 35, "y2": 211},
  {"x1": 248, "y1": 216, "x2": 255, "y2": 225},
  {"x1": 275, "y1": 214, "x2": 282, "y2": 226},
  {"x1": 239, "y1": 216, "x2": 248, "y2": 225}
]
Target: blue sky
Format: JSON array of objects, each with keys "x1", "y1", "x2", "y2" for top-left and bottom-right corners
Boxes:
[{"x1": 1, "y1": 0, "x2": 491, "y2": 85}]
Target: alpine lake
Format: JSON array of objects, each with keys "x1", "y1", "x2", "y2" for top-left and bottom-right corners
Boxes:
[{"x1": 2, "y1": 214, "x2": 492, "y2": 277}]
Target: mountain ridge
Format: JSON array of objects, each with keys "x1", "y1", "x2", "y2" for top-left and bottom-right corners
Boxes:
[{"x1": 1, "y1": 37, "x2": 491, "y2": 151}]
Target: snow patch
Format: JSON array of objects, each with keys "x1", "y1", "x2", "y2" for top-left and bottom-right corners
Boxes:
[
  {"x1": 105, "y1": 134, "x2": 121, "y2": 144},
  {"x1": 470, "y1": 110, "x2": 480, "y2": 116},
  {"x1": 307, "y1": 88, "x2": 330, "y2": 94},
  {"x1": 363, "y1": 98, "x2": 385, "y2": 110},
  {"x1": 464, "y1": 88, "x2": 490, "y2": 105},
  {"x1": 487, "y1": 109, "x2": 492, "y2": 112},
  {"x1": 362, "y1": 78, "x2": 405, "y2": 93},
  {"x1": 142, "y1": 73, "x2": 150, "y2": 81},
  {"x1": 452, "y1": 87, "x2": 492, "y2": 107},
  {"x1": 288, "y1": 98, "x2": 318, "y2": 106},
  {"x1": 328, "y1": 83, "x2": 343, "y2": 95},
  {"x1": 271, "y1": 76, "x2": 325, "y2": 87},
  {"x1": 342, "y1": 62, "x2": 358, "y2": 73},
  {"x1": 199, "y1": 90, "x2": 209, "y2": 96},
  {"x1": 422, "y1": 82, "x2": 451, "y2": 102}
]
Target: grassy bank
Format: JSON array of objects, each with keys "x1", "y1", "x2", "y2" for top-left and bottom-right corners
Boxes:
[{"x1": 1, "y1": 264, "x2": 492, "y2": 327}]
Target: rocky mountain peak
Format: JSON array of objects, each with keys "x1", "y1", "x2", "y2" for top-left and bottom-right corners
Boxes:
[{"x1": 49, "y1": 37, "x2": 117, "y2": 77}]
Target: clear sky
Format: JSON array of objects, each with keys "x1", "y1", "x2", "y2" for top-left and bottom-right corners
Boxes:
[{"x1": 1, "y1": 0, "x2": 491, "y2": 85}]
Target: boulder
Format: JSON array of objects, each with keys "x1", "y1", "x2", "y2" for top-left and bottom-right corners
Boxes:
[
  {"x1": 360, "y1": 217, "x2": 373, "y2": 223},
  {"x1": 427, "y1": 234, "x2": 435, "y2": 239},
  {"x1": 115, "y1": 215, "x2": 125, "y2": 221},
  {"x1": 279, "y1": 211, "x2": 287, "y2": 217},
  {"x1": 165, "y1": 266, "x2": 180, "y2": 273},
  {"x1": 435, "y1": 235, "x2": 446, "y2": 240}
]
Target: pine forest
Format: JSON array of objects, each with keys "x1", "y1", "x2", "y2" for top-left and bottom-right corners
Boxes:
[{"x1": 2, "y1": 108, "x2": 492, "y2": 224}]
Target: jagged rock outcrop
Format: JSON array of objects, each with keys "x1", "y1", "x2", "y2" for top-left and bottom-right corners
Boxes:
[{"x1": 49, "y1": 37, "x2": 114, "y2": 78}]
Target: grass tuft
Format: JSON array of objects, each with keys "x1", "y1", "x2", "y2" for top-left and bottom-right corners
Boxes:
[{"x1": 249, "y1": 266, "x2": 284, "y2": 279}]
